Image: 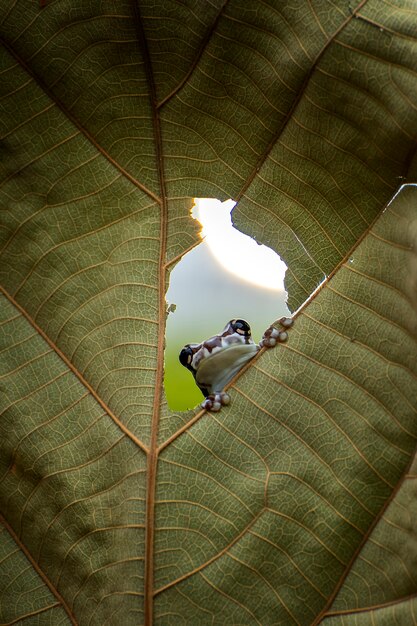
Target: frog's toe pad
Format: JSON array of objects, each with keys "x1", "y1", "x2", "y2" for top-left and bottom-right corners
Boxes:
[
  {"x1": 278, "y1": 316, "x2": 294, "y2": 329},
  {"x1": 202, "y1": 392, "x2": 230, "y2": 412},
  {"x1": 260, "y1": 318, "x2": 293, "y2": 348},
  {"x1": 259, "y1": 327, "x2": 287, "y2": 348}
]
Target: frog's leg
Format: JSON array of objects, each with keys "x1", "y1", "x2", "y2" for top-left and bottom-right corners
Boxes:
[{"x1": 259, "y1": 316, "x2": 293, "y2": 348}]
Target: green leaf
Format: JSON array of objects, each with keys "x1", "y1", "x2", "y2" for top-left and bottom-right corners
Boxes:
[{"x1": 1, "y1": 2, "x2": 417, "y2": 625}]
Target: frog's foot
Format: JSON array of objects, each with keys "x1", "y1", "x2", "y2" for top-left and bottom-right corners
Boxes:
[
  {"x1": 259, "y1": 317, "x2": 293, "y2": 348},
  {"x1": 201, "y1": 391, "x2": 231, "y2": 412}
]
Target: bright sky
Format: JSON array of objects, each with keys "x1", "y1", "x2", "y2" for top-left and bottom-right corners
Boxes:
[{"x1": 192, "y1": 198, "x2": 287, "y2": 291}]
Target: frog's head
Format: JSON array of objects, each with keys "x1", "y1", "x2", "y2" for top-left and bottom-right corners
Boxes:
[
  {"x1": 179, "y1": 345, "x2": 197, "y2": 373},
  {"x1": 178, "y1": 319, "x2": 252, "y2": 372}
]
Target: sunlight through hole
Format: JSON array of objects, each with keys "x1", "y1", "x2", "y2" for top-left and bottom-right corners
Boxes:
[{"x1": 193, "y1": 198, "x2": 287, "y2": 291}]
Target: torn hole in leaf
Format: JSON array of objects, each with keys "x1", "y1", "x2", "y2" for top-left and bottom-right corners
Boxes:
[{"x1": 165, "y1": 198, "x2": 291, "y2": 411}]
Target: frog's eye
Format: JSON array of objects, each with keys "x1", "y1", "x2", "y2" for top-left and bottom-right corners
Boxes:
[
  {"x1": 231, "y1": 319, "x2": 251, "y2": 336},
  {"x1": 179, "y1": 346, "x2": 194, "y2": 369}
]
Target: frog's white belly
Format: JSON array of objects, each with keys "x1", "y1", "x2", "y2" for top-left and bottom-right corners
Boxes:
[{"x1": 195, "y1": 343, "x2": 258, "y2": 393}]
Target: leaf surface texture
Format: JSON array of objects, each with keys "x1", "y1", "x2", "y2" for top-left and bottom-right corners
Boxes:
[{"x1": 1, "y1": 2, "x2": 417, "y2": 624}]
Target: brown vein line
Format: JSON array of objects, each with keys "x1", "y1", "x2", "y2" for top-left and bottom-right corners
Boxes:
[
  {"x1": 210, "y1": 413, "x2": 269, "y2": 473},
  {"x1": 268, "y1": 471, "x2": 364, "y2": 535},
  {"x1": 174, "y1": 586, "x2": 213, "y2": 619},
  {"x1": 335, "y1": 38, "x2": 417, "y2": 84},
  {"x1": 157, "y1": 406, "x2": 207, "y2": 453},
  {"x1": 255, "y1": 169, "x2": 345, "y2": 258},
  {"x1": 32, "y1": 411, "x2": 107, "y2": 466},
  {"x1": 258, "y1": 0, "x2": 314, "y2": 63},
  {"x1": 303, "y1": 89, "x2": 402, "y2": 166},
  {"x1": 0, "y1": 372, "x2": 70, "y2": 427},
  {"x1": 0, "y1": 602, "x2": 61, "y2": 626},
  {"x1": 0, "y1": 545, "x2": 19, "y2": 567},
  {"x1": 33, "y1": 255, "x2": 158, "y2": 319},
  {"x1": 156, "y1": 0, "x2": 230, "y2": 109},
  {"x1": 361, "y1": 545, "x2": 414, "y2": 589},
  {"x1": 164, "y1": 237, "x2": 202, "y2": 269},
  {"x1": 223, "y1": 11, "x2": 304, "y2": 75},
  {"x1": 382, "y1": 0, "x2": 417, "y2": 15},
  {"x1": 10, "y1": 393, "x2": 90, "y2": 487},
  {"x1": 69, "y1": 316, "x2": 158, "y2": 362},
  {"x1": 390, "y1": 66, "x2": 417, "y2": 119},
  {"x1": 158, "y1": 498, "x2": 239, "y2": 536},
  {"x1": 326, "y1": 283, "x2": 417, "y2": 352},
  {"x1": 36, "y1": 468, "x2": 146, "y2": 563},
  {"x1": 236, "y1": 386, "x2": 375, "y2": 516},
  {"x1": 0, "y1": 129, "x2": 79, "y2": 192},
  {"x1": 55, "y1": 524, "x2": 146, "y2": 589},
  {"x1": 344, "y1": 259, "x2": 416, "y2": 300},
  {"x1": 0, "y1": 348, "x2": 52, "y2": 380},
  {"x1": 0, "y1": 36, "x2": 161, "y2": 205},
  {"x1": 70, "y1": 556, "x2": 145, "y2": 611},
  {"x1": 292, "y1": 197, "x2": 401, "y2": 318},
  {"x1": 54, "y1": 285, "x2": 158, "y2": 344},
  {"x1": 315, "y1": 63, "x2": 414, "y2": 144},
  {"x1": 234, "y1": 0, "x2": 370, "y2": 202},
  {"x1": 0, "y1": 513, "x2": 77, "y2": 626},
  {"x1": 6, "y1": 197, "x2": 157, "y2": 290},
  {"x1": 133, "y1": 6, "x2": 167, "y2": 624},
  {"x1": 1, "y1": 101, "x2": 55, "y2": 140},
  {"x1": 159, "y1": 457, "x2": 255, "y2": 515},
  {"x1": 173, "y1": 91, "x2": 258, "y2": 164},
  {"x1": 0, "y1": 285, "x2": 149, "y2": 454},
  {"x1": 369, "y1": 230, "x2": 413, "y2": 250},
  {"x1": 156, "y1": 499, "x2": 240, "y2": 533},
  {"x1": 185, "y1": 429, "x2": 265, "y2": 483},
  {"x1": 0, "y1": 312, "x2": 20, "y2": 327},
  {"x1": 255, "y1": 362, "x2": 398, "y2": 489},
  {"x1": 356, "y1": 11, "x2": 417, "y2": 43},
  {"x1": 313, "y1": 441, "x2": 417, "y2": 626},
  {"x1": 237, "y1": 193, "x2": 322, "y2": 275},
  {"x1": 301, "y1": 312, "x2": 417, "y2": 414},
  {"x1": 0, "y1": 331, "x2": 37, "y2": 356},
  {"x1": 157, "y1": 525, "x2": 218, "y2": 552},
  {"x1": 359, "y1": 555, "x2": 397, "y2": 595},
  {"x1": 249, "y1": 528, "x2": 327, "y2": 599},
  {"x1": 200, "y1": 571, "x2": 264, "y2": 625},
  {"x1": 153, "y1": 510, "x2": 263, "y2": 597},
  {"x1": 283, "y1": 340, "x2": 417, "y2": 439},
  {"x1": 268, "y1": 152, "x2": 357, "y2": 238},
  {"x1": 323, "y1": 591, "x2": 417, "y2": 617},
  {"x1": 290, "y1": 115, "x2": 394, "y2": 190},
  {"x1": 307, "y1": 0, "x2": 328, "y2": 38},
  {"x1": 207, "y1": 33, "x2": 296, "y2": 100},
  {"x1": 16, "y1": 434, "x2": 125, "y2": 538},
  {"x1": 81, "y1": 341, "x2": 158, "y2": 377},
  {"x1": 228, "y1": 551, "x2": 299, "y2": 623},
  {"x1": 267, "y1": 508, "x2": 344, "y2": 563}
]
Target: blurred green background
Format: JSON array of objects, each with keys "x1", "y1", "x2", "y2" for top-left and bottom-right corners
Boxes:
[{"x1": 164, "y1": 201, "x2": 290, "y2": 411}]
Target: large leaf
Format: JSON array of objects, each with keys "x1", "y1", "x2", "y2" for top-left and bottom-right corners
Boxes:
[{"x1": 1, "y1": 2, "x2": 417, "y2": 624}]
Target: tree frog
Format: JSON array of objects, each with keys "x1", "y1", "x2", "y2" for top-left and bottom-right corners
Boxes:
[{"x1": 179, "y1": 317, "x2": 293, "y2": 411}]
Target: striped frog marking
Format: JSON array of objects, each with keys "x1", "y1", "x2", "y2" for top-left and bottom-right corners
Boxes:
[{"x1": 179, "y1": 317, "x2": 293, "y2": 412}]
